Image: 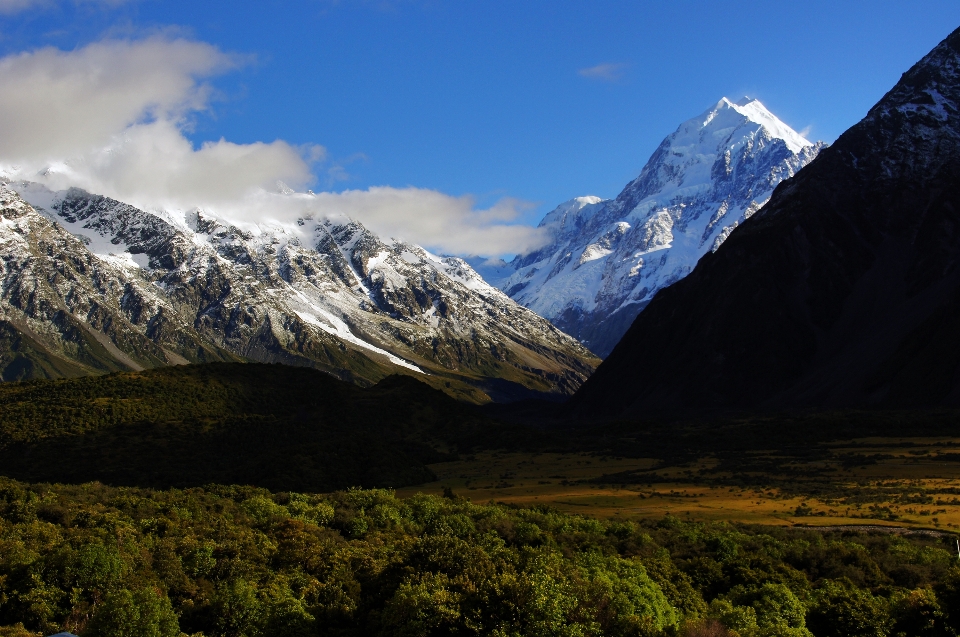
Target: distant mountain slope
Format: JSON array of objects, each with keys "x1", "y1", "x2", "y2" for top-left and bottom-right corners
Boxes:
[
  {"x1": 571, "y1": 26, "x2": 960, "y2": 418},
  {"x1": 497, "y1": 98, "x2": 823, "y2": 357},
  {"x1": 0, "y1": 184, "x2": 598, "y2": 401}
]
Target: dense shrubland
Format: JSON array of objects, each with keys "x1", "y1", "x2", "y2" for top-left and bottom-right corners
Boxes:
[{"x1": 0, "y1": 479, "x2": 958, "y2": 637}]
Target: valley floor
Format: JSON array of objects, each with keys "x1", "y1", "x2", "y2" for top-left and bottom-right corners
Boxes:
[{"x1": 397, "y1": 437, "x2": 960, "y2": 533}]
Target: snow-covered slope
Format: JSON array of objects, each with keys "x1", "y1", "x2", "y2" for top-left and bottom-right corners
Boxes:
[
  {"x1": 0, "y1": 184, "x2": 237, "y2": 379},
  {"x1": 496, "y1": 98, "x2": 825, "y2": 357},
  {"x1": 0, "y1": 183, "x2": 598, "y2": 401}
]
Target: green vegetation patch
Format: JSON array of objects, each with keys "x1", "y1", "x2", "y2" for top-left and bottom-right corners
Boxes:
[{"x1": 1, "y1": 479, "x2": 960, "y2": 636}]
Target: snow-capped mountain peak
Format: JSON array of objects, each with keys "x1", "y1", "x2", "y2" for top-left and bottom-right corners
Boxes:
[
  {"x1": 569, "y1": 26, "x2": 960, "y2": 417},
  {"x1": 540, "y1": 196, "x2": 604, "y2": 226},
  {"x1": 727, "y1": 97, "x2": 813, "y2": 152},
  {"x1": 495, "y1": 98, "x2": 824, "y2": 357},
  {"x1": 660, "y1": 97, "x2": 813, "y2": 184}
]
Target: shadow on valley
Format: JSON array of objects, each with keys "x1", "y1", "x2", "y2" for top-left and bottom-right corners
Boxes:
[
  {"x1": 5, "y1": 359, "x2": 960, "y2": 507},
  {"x1": 0, "y1": 362, "x2": 514, "y2": 492}
]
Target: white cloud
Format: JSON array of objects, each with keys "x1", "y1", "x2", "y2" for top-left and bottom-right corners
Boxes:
[
  {"x1": 578, "y1": 62, "x2": 627, "y2": 82},
  {"x1": 0, "y1": 37, "x2": 236, "y2": 162},
  {"x1": 35, "y1": 120, "x2": 316, "y2": 206},
  {"x1": 0, "y1": 37, "x2": 546, "y2": 257},
  {"x1": 306, "y1": 188, "x2": 547, "y2": 256},
  {"x1": 32, "y1": 130, "x2": 547, "y2": 255}
]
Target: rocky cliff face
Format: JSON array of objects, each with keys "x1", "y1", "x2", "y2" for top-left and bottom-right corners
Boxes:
[
  {"x1": 0, "y1": 183, "x2": 598, "y2": 401},
  {"x1": 497, "y1": 98, "x2": 823, "y2": 357},
  {"x1": 0, "y1": 185, "x2": 237, "y2": 381},
  {"x1": 570, "y1": 27, "x2": 960, "y2": 418}
]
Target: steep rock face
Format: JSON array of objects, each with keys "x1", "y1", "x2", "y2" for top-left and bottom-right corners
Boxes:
[
  {"x1": 571, "y1": 27, "x2": 960, "y2": 418},
  {"x1": 1, "y1": 184, "x2": 598, "y2": 400},
  {"x1": 0, "y1": 185, "x2": 237, "y2": 381},
  {"x1": 498, "y1": 98, "x2": 823, "y2": 357}
]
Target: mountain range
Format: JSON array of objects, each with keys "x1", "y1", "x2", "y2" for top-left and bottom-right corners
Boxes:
[
  {"x1": 572, "y1": 25, "x2": 960, "y2": 418},
  {"x1": 3, "y1": 25, "x2": 959, "y2": 422},
  {"x1": 0, "y1": 182, "x2": 598, "y2": 401},
  {"x1": 492, "y1": 98, "x2": 824, "y2": 357}
]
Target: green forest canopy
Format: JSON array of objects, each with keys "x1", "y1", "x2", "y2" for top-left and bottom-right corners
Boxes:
[{"x1": 1, "y1": 479, "x2": 959, "y2": 637}]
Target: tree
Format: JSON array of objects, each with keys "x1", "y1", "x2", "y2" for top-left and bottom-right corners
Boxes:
[
  {"x1": 82, "y1": 588, "x2": 179, "y2": 637},
  {"x1": 805, "y1": 579, "x2": 890, "y2": 637}
]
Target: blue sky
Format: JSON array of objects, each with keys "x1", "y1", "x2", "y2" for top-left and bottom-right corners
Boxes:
[{"x1": 0, "y1": 1, "x2": 958, "y2": 256}]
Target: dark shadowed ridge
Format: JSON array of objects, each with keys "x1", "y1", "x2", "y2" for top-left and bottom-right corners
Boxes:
[
  {"x1": 570, "y1": 26, "x2": 960, "y2": 420},
  {"x1": 0, "y1": 363, "x2": 504, "y2": 491}
]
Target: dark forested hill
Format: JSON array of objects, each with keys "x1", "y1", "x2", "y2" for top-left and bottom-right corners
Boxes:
[
  {"x1": 0, "y1": 363, "x2": 497, "y2": 491},
  {"x1": 571, "y1": 27, "x2": 960, "y2": 420}
]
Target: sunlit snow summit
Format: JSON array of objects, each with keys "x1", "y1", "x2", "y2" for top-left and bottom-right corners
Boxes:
[{"x1": 493, "y1": 98, "x2": 825, "y2": 357}]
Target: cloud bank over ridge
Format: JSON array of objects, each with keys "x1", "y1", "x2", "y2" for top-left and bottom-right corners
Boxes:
[{"x1": 0, "y1": 36, "x2": 546, "y2": 256}]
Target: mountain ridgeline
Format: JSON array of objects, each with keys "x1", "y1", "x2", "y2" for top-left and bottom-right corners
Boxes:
[
  {"x1": 2, "y1": 26, "x2": 959, "y2": 427},
  {"x1": 0, "y1": 183, "x2": 598, "y2": 402},
  {"x1": 495, "y1": 98, "x2": 823, "y2": 357},
  {"x1": 572, "y1": 26, "x2": 960, "y2": 419}
]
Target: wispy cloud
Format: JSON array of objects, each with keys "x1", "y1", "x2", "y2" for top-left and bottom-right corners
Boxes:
[
  {"x1": 0, "y1": 0, "x2": 130, "y2": 14},
  {"x1": 578, "y1": 62, "x2": 627, "y2": 82},
  {"x1": 0, "y1": 0, "x2": 47, "y2": 13},
  {"x1": 0, "y1": 36, "x2": 546, "y2": 257},
  {"x1": 324, "y1": 152, "x2": 368, "y2": 187}
]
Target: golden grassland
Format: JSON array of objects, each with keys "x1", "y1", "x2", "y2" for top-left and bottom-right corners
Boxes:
[{"x1": 396, "y1": 437, "x2": 960, "y2": 532}]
